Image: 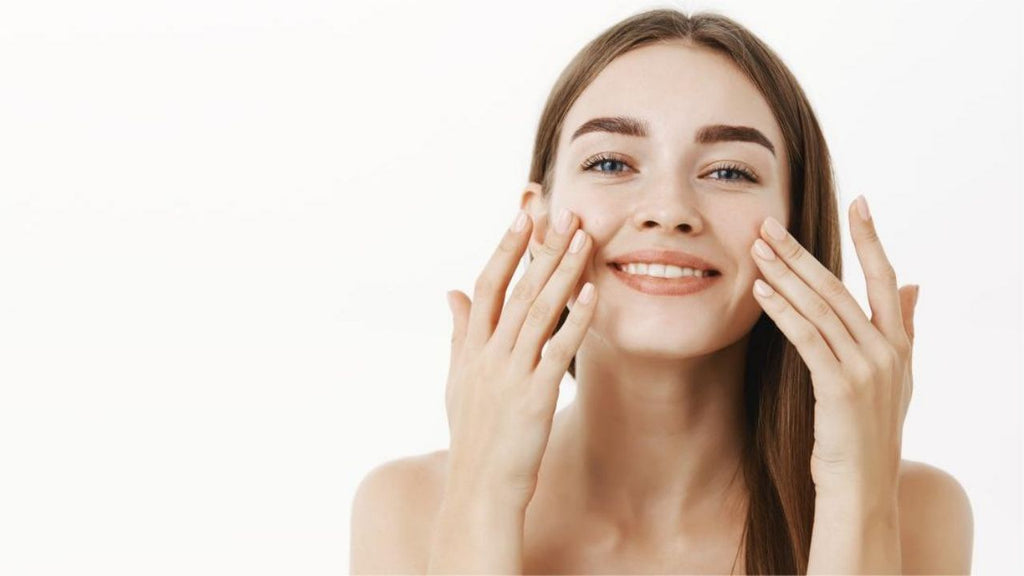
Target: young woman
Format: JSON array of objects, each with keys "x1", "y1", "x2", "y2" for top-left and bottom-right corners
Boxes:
[{"x1": 351, "y1": 9, "x2": 973, "y2": 575}]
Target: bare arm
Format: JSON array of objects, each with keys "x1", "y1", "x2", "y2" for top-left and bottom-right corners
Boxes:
[
  {"x1": 426, "y1": 484, "x2": 526, "y2": 574},
  {"x1": 350, "y1": 459, "x2": 435, "y2": 575}
]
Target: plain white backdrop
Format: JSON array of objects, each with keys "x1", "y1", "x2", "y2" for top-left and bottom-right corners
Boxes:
[{"x1": 0, "y1": 0, "x2": 1020, "y2": 574}]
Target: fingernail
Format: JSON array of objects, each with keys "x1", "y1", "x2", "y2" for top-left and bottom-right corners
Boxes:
[
  {"x1": 912, "y1": 285, "x2": 920, "y2": 307},
  {"x1": 856, "y1": 195, "x2": 871, "y2": 221},
  {"x1": 579, "y1": 282, "x2": 594, "y2": 304},
  {"x1": 556, "y1": 208, "x2": 571, "y2": 234},
  {"x1": 569, "y1": 229, "x2": 586, "y2": 253},
  {"x1": 753, "y1": 238, "x2": 776, "y2": 260},
  {"x1": 511, "y1": 210, "x2": 527, "y2": 232},
  {"x1": 764, "y1": 217, "x2": 786, "y2": 241},
  {"x1": 754, "y1": 278, "x2": 774, "y2": 297}
]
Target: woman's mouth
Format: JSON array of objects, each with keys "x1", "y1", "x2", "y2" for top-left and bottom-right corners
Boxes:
[{"x1": 607, "y1": 262, "x2": 721, "y2": 296}]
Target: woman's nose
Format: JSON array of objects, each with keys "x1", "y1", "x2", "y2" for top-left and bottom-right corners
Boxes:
[{"x1": 631, "y1": 186, "x2": 704, "y2": 234}]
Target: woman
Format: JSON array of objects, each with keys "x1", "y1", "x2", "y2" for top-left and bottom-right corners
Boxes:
[{"x1": 351, "y1": 8, "x2": 973, "y2": 575}]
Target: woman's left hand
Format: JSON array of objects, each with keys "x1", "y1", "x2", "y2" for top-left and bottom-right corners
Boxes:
[{"x1": 749, "y1": 195, "x2": 920, "y2": 498}]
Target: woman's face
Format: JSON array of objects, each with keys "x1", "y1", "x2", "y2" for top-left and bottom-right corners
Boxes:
[{"x1": 524, "y1": 41, "x2": 790, "y2": 359}]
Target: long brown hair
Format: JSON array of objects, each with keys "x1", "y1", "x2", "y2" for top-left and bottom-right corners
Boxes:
[{"x1": 529, "y1": 8, "x2": 841, "y2": 574}]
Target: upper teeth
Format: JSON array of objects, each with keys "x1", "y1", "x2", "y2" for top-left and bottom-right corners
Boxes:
[{"x1": 617, "y1": 263, "x2": 714, "y2": 278}]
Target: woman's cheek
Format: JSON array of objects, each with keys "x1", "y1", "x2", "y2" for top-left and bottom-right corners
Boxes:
[{"x1": 573, "y1": 209, "x2": 619, "y2": 243}]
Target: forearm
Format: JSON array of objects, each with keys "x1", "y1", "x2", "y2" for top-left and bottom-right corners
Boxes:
[
  {"x1": 807, "y1": 489, "x2": 902, "y2": 574},
  {"x1": 426, "y1": 489, "x2": 526, "y2": 575}
]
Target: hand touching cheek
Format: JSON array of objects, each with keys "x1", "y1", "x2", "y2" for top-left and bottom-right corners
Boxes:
[{"x1": 749, "y1": 195, "x2": 919, "y2": 499}]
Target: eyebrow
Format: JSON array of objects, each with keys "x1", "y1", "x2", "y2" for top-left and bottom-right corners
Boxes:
[{"x1": 569, "y1": 115, "x2": 776, "y2": 157}]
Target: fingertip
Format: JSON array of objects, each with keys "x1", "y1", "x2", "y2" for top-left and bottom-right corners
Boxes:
[
  {"x1": 510, "y1": 210, "x2": 528, "y2": 233},
  {"x1": 578, "y1": 282, "x2": 595, "y2": 305},
  {"x1": 855, "y1": 195, "x2": 871, "y2": 222},
  {"x1": 447, "y1": 290, "x2": 471, "y2": 316},
  {"x1": 753, "y1": 278, "x2": 774, "y2": 297}
]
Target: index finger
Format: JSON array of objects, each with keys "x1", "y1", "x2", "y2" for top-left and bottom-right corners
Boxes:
[
  {"x1": 465, "y1": 210, "x2": 533, "y2": 349},
  {"x1": 849, "y1": 195, "x2": 906, "y2": 346}
]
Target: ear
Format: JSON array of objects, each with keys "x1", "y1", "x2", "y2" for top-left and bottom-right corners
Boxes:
[{"x1": 520, "y1": 182, "x2": 550, "y2": 260}]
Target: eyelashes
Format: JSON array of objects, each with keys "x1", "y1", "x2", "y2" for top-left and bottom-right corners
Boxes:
[{"x1": 578, "y1": 152, "x2": 760, "y2": 184}]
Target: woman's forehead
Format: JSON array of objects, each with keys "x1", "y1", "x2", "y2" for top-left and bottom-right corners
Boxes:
[{"x1": 562, "y1": 43, "x2": 782, "y2": 150}]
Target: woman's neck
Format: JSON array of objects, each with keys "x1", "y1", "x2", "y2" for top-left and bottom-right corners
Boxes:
[{"x1": 553, "y1": 333, "x2": 752, "y2": 542}]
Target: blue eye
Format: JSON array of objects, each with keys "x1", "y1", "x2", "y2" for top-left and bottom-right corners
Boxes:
[
  {"x1": 580, "y1": 153, "x2": 631, "y2": 175},
  {"x1": 580, "y1": 153, "x2": 760, "y2": 184},
  {"x1": 707, "y1": 163, "x2": 759, "y2": 183}
]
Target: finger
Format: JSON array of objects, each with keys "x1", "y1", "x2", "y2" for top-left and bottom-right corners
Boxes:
[
  {"x1": 465, "y1": 210, "x2": 534, "y2": 349},
  {"x1": 849, "y1": 195, "x2": 906, "y2": 344},
  {"x1": 490, "y1": 208, "x2": 579, "y2": 352},
  {"x1": 759, "y1": 216, "x2": 888, "y2": 354},
  {"x1": 752, "y1": 278, "x2": 840, "y2": 377},
  {"x1": 533, "y1": 281, "x2": 597, "y2": 394},
  {"x1": 446, "y1": 289, "x2": 471, "y2": 379},
  {"x1": 510, "y1": 228, "x2": 592, "y2": 369},
  {"x1": 899, "y1": 284, "x2": 919, "y2": 346},
  {"x1": 751, "y1": 236, "x2": 861, "y2": 364}
]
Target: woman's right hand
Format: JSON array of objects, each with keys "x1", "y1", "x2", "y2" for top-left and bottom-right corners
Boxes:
[{"x1": 442, "y1": 207, "x2": 596, "y2": 511}]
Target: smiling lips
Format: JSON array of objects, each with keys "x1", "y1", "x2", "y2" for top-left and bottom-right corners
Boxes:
[{"x1": 605, "y1": 249, "x2": 721, "y2": 296}]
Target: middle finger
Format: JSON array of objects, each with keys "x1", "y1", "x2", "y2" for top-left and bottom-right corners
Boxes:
[{"x1": 491, "y1": 208, "x2": 580, "y2": 352}]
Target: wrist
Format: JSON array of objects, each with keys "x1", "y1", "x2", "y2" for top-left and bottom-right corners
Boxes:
[
  {"x1": 440, "y1": 480, "x2": 532, "y2": 520},
  {"x1": 429, "y1": 489, "x2": 526, "y2": 574},
  {"x1": 814, "y1": 485, "x2": 899, "y2": 528},
  {"x1": 444, "y1": 461, "x2": 537, "y2": 514}
]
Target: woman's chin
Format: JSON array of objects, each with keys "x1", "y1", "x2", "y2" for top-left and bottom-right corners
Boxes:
[
  {"x1": 583, "y1": 312, "x2": 759, "y2": 358},
  {"x1": 600, "y1": 327, "x2": 729, "y2": 359}
]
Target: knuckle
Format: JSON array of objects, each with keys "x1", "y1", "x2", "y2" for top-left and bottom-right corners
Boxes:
[
  {"x1": 496, "y1": 235, "x2": 519, "y2": 255},
  {"x1": 893, "y1": 335, "x2": 912, "y2": 356},
  {"x1": 794, "y1": 323, "x2": 818, "y2": 348},
  {"x1": 549, "y1": 261, "x2": 574, "y2": 283},
  {"x1": 782, "y1": 240, "x2": 805, "y2": 261},
  {"x1": 511, "y1": 279, "x2": 538, "y2": 302},
  {"x1": 884, "y1": 344, "x2": 903, "y2": 369},
  {"x1": 473, "y1": 273, "x2": 495, "y2": 296},
  {"x1": 820, "y1": 275, "x2": 847, "y2": 300},
  {"x1": 543, "y1": 339, "x2": 572, "y2": 363},
  {"x1": 539, "y1": 241, "x2": 562, "y2": 259},
  {"x1": 836, "y1": 379, "x2": 862, "y2": 402},
  {"x1": 848, "y1": 358, "x2": 876, "y2": 385},
  {"x1": 564, "y1": 306, "x2": 590, "y2": 330},
  {"x1": 526, "y1": 299, "x2": 554, "y2": 326},
  {"x1": 868, "y1": 265, "x2": 898, "y2": 286},
  {"x1": 807, "y1": 295, "x2": 832, "y2": 320}
]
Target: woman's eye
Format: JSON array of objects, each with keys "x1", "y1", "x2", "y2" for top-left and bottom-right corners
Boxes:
[
  {"x1": 707, "y1": 165, "x2": 759, "y2": 183},
  {"x1": 582, "y1": 156, "x2": 631, "y2": 175},
  {"x1": 580, "y1": 155, "x2": 759, "y2": 184}
]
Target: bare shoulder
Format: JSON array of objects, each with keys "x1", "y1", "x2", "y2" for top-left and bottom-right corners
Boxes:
[
  {"x1": 349, "y1": 449, "x2": 448, "y2": 575},
  {"x1": 897, "y1": 458, "x2": 975, "y2": 574}
]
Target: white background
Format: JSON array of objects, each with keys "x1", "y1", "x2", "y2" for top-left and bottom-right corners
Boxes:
[{"x1": 0, "y1": 0, "x2": 1020, "y2": 574}]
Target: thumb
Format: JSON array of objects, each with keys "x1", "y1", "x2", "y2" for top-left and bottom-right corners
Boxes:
[{"x1": 898, "y1": 284, "x2": 920, "y2": 346}]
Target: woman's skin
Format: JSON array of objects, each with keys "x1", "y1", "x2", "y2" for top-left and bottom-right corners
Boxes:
[
  {"x1": 354, "y1": 36, "x2": 972, "y2": 576},
  {"x1": 513, "y1": 40, "x2": 786, "y2": 567}
]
